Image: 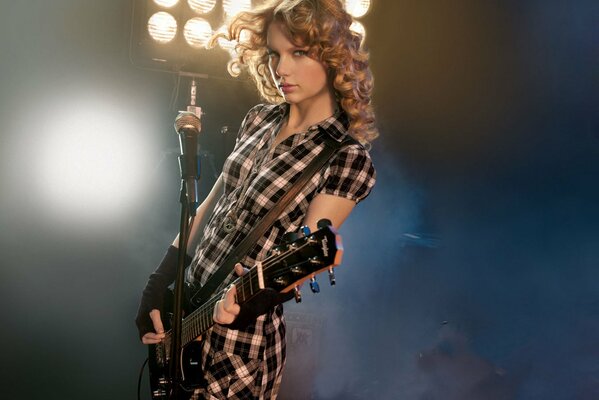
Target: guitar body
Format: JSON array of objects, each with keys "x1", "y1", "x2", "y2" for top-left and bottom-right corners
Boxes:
[
  {"x1": 148, "y1": 288, "x2": 206, "y2": 400},
  {"x1": 146, "y1": 223, "x2": 343, "y2": 399},
  {"x1": 148, "y1": 339, "x2": 205, "y2": 399}
]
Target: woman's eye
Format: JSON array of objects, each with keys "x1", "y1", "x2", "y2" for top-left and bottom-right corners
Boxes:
[{"x1": 293, "y1": 50, "x2": 308, "y2": 56}]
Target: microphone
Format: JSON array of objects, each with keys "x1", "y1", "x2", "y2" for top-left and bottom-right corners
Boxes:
[{"x1": 174, "y1": 110, "x2": 202, "y2": 214}]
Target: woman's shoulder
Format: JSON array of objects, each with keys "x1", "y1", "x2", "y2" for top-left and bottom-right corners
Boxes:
[{"x1": 336, "y1": 140, "x2": 375, "y2": 171}]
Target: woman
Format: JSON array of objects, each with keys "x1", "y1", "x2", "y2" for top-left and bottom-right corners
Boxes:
[{"x1": 136, "y1": 0, "x2": 377, "y2": 398}]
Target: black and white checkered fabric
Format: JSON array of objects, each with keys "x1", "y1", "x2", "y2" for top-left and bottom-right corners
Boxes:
[{"x1": 187, "y1": 103, "x2": 376, "y2": 399}]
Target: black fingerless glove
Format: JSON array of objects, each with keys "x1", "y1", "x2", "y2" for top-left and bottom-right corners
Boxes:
[
  {"x1": 225, "y1": 288, "x2": 295, "y2": 331},
  {"x1": 135, "y1": 245, "x2": 192, "y2": 340}
]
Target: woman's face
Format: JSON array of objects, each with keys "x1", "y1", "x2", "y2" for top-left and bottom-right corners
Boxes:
[{"x1": 267, "y1": 21, "x2": 332, "y2": 108}]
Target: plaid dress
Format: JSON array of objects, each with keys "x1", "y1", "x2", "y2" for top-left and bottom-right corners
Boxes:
[{"x1": 187, "y1": 103, "x2": 376, "y2": 399}]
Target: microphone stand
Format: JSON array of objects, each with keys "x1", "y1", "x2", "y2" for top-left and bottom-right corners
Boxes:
[
  {"x1": 168, "y1": 76, "x2": 204, "y2": 398},
  {"x1": 169, "y1": 183, "x2": 192, "y2": 399}
]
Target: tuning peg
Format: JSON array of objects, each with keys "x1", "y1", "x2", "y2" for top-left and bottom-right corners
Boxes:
[
  {"x1": 300, "y1": 225, "x2": 311, "y2": 237},
  {"x1": 268, "y1": 245, "x2": 284, "y2": 257},
  {"x1": 294, "y1": 285, "x2": 302, "y2": 303},
  {"x1": 328, "y1": 268, "x2": 336, "y2": 286},
  {"x1": 309, "y1": 256, "x2": 322, "y2": 265},
  {"x1": 317, "y1": 219, "x2": 332, "y2": 229},
  {"x1": 282, "y1": 232, "x2": 299, "y2": 244},
  {"x1": 309, "y1": 276, "x2": 320, "y2": 293}
]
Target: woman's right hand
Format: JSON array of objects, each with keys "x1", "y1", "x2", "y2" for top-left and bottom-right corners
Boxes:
[{"x1": 141, "y1": 309, "x2": 166, "y2": 344}]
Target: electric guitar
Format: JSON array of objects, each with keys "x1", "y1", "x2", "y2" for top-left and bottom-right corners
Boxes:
[{"x1": 148, "y1": 221, "x2": 343, "y2": 399}]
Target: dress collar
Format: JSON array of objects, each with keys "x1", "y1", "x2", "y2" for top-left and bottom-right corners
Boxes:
[{"x1": 273, "y1": 102, "x2": 349, "y2": 142}]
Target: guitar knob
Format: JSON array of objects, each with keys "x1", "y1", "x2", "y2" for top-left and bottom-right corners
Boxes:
[
  {"x1": 309, "y1": 276, "x2": 320, "y2": 293},
  {"x1": 300, "y1": 225, "x2": 311, "y2": 237},
  {"x1": 317, "y1": 218, "x2": 332, "y2": 229},
  {"x1": 294, "y1": 285, "x2": 302, "y2": 303},
  {"x1": 328, "y1": 268, "x2": 336, "y2": 286}
]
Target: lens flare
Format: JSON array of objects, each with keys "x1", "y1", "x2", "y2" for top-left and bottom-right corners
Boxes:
[
  {"x1": 38, "y1": 98, "x2": 150, "y2": 222},
  {"x1": 147, "y1": 12, "x2": 178, "y2": 43}
]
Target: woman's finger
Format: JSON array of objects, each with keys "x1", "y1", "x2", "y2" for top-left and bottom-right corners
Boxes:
[
  {"x1": 213, "y1": 284, "x2": 241, "y2": 324},
  {"x1": 214, "y1": 298, "x2": 236, "y2": 324},
  {"x1": 222, "y1": 284, "x2": 240, "y2": 315},
  {"x1": 142, "y1": 332, "x2": 164, "y2": 344},
  {"x1": 149, "y1": 309, "x2": 165, "y2": 336},
  {"x1": 234, "y1": 263, "x2": 250, "y2": 276}
]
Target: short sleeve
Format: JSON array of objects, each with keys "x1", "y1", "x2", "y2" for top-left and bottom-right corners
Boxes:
[{"x1": 318, "y1": 144, "x2": 376, "y2": 203}]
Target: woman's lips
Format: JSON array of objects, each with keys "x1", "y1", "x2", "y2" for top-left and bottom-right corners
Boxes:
[{"x1": 280, "y1": 84, "x2": 297, "y2": 94}]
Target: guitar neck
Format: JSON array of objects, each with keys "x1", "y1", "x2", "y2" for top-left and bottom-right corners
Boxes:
[{"x1": 163, "y1": 224, "x2": 341, "y2": 354}]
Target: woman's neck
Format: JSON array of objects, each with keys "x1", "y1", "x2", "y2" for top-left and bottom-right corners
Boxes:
[{"x1": 285, "y1": 94, "x2": 337, "y2": 132}]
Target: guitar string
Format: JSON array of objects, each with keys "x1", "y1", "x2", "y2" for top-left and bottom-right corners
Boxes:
[
  {"x1": 182, "y1": 240, "x2": 313, "y2": 343},
  {"x1": 190, "y1": 239, "x2": 308, "y2": 324}
]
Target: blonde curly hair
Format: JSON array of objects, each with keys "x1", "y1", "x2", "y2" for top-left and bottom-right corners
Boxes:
[{"x1": 210, "y1": 0, "x2": 378, "y2": 144}]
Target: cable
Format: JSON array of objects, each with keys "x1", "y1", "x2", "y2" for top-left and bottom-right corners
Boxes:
[{"x1": 137, "y1": 357, "x2": 148, "y2": 400}]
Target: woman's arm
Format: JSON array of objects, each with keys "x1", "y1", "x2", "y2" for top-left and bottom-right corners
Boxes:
[{"x1": 301, "y1": 193, "x2": 356, "y2": 231}]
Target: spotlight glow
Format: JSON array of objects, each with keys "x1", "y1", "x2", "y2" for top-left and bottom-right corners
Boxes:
[
  {"x1": 154, "y1": 0, "x2": 179, "y2": 7},
  {"x1": 148, "y1": 12, "x2": 178, "y2": 43},
  {"x1": 184, "y1": 18, "x2": 213, "y2": 48},
  {"x1": 38, "y1": 100, "x2": 150, "y2": 221},
  {"x1": 223, "y1": 0, "x2": 252, "y2": 19},
  {"x1": 344, "y1": 0, "x2": 371, "y2": 18},
  {"x1": 188, "y1": 0, "x2": 216, "y2": 14}
]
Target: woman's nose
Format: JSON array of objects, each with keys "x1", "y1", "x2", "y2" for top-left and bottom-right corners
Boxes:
[{"x1": 276, "y1": 56, "x2": 290, "y2": 77}]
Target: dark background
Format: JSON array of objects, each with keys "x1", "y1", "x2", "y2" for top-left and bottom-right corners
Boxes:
[{"x1": 1, "y1": 1, "x2": 597, "y2": 399}]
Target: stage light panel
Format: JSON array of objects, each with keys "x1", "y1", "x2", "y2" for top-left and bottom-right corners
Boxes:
[
  {"x1": 134, "y1": 0, "x2": 327, "y2": 74},
  {"x1": 223, "y1": 0, "x2": 252, "y2": 19},
  {"x1": 154, "y1": 0, "x2": 179, "y2": 7},
  {"x1": 147, "y1": 11, "x2": 178, "y2": 43},
  {"x1": 345, "y1": 0, "x2": 371, "y2": 18},
  {"x1": 184, "y1": 17, "x2": 213, "y2": 48},
  {"x1": 350, "y1": 21, "x2": 366, "y2": 44},
  {"x1": 215, "y1": 25, "x2": 236, "y2": 51},
  {"x1": 188, "y1": 0, "x2": 217, "y2": 14}
]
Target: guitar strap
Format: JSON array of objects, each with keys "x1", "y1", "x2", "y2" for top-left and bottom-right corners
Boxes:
[{"x1": 188, "y1": 131, "x2": 357, "y2": 307}]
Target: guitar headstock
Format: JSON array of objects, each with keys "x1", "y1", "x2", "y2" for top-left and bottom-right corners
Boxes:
[{"x1": 263, "y1": 219, "x2": 343, "y2": 297}]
